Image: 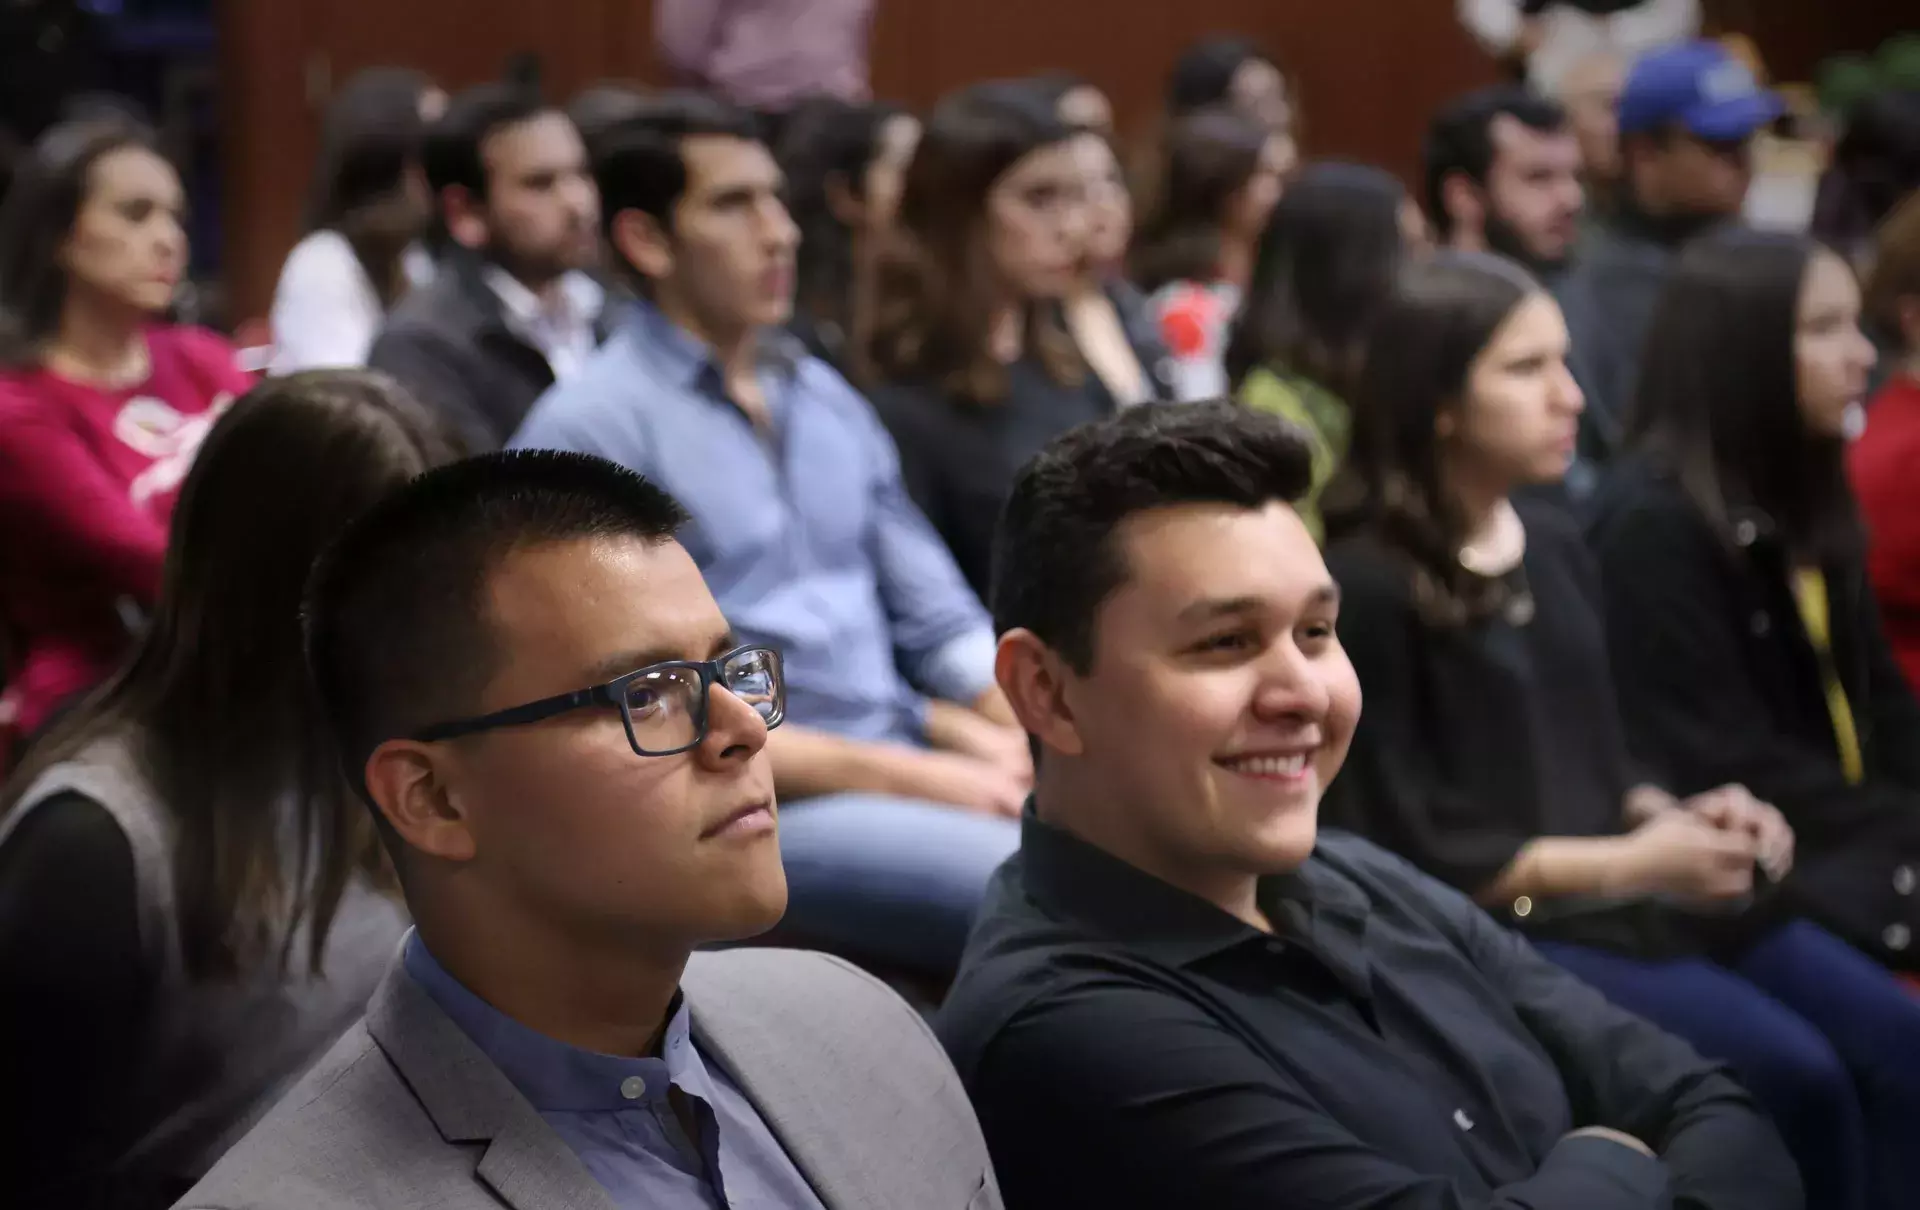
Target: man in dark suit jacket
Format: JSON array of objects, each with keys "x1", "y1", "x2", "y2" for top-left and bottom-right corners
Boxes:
[{"x1": 371, "y1": 83, "x2": 607, "y2": 451}]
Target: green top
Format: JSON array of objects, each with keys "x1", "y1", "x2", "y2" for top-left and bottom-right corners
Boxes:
[{"x1": 1239, "y1": 367, "x2": 1350, "y2": 544}]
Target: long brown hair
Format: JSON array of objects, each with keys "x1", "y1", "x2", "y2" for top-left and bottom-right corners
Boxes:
[
  {"x1": 1322, "y1": 252, "x2": 1539, "y2": 626},
  {"x1": 1, "y1": 371, "x2": 458, "y2": 979},
  {"x1": 1130, "y1": 106, "x2": 1269, "y2": 293},
  {"x1": 0, "y1": 117, "x2": 164, "y2": 367},
  {"x1": 866, "y1": 80, "x2": 1082, "y2": 405}
]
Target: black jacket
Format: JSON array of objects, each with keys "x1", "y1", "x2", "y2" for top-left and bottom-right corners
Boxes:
[
  {"x1": 1587, "y1": 457, "x2": 1920, "y2": 969},
  {"x1": 368, "y1": 255, "x2": 606, "y2": 453}
]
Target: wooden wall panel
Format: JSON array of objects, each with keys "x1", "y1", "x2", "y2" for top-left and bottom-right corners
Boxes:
[
  {"x1": 869, "y1": 0, "x2": 1499, "y2": 185},
  {"x1": 218, "y1": 0, "x2": 654, "y2": 322},
  {"x1": 218, "y1": 0, "x2": 1901, "y2": 324}
]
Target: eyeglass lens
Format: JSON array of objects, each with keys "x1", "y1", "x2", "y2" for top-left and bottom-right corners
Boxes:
[{"x1": 620, "y1": 649, "x2": 781, "y2": 752}]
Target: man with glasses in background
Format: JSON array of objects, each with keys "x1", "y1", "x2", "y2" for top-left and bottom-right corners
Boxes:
[{"x1": 175, "y1": 450, "x2": 1001, "y2": 1209}]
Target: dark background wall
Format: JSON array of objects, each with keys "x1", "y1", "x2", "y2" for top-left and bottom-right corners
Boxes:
[{"x1": 219, "y1": 0, "x2": 1911, "y2": 323}]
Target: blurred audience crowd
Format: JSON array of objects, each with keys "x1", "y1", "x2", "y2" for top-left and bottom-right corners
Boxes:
[{"x1": 4, "y1": 4, "x2": 1920, "y2": 1209}]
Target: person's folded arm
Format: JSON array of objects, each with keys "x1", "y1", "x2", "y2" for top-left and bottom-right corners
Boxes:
[
  {"x1": 971, "y1": 973, "x2": 1671, "y2": 1210},
  {"x1": 1429, "y1": 866, "x2": 1802, "y2": 1210}
]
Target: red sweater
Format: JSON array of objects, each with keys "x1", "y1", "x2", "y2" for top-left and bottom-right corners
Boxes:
[
  {"x1": 1851, "y1": 371, "x2": 1920, "y2": 694},
  {"x1": 0, "y1": 327, "x2": 252, "y2": 761}
]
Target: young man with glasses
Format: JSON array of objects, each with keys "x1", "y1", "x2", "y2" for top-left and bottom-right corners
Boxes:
[
  {"x1": 175, "y1": 450, "x2": 1001, "y2": 1209},
  {"x1": 512, "y1": 91, "x2": 1029, "y2": 978}
]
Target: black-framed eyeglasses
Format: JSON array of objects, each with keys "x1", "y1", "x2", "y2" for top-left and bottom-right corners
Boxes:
[{"x1": 411, "y1": 645, "x2": 785, "y2": 757}]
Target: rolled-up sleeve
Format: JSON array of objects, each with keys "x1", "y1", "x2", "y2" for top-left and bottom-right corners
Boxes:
[{"x1": 849, "y1": 391, "x2": 996, "y2": 704}]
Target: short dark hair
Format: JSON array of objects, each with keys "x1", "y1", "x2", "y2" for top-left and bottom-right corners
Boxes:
[
  {"x1": 421, "y1": 83, "x2": 551, "y2": 202},
  {"x1": 1423, "y1": 86, "x2": 1568, "y2": 238},
  {"x1": 992, "y1": 401, "x2": 1314, "y2": 672},
  {"x1": 303, "y1": 450, "x2": 691, "y2": 794},
  {"x1": 1168, "y1": 36, "x2": 1272, "y2": 116},
  {"x1": 1628, "y1": 229, "x2": 1861, "y2": 561},
  {"x1": 594, "y1": 89, "x2": 761, "y2": 245}
]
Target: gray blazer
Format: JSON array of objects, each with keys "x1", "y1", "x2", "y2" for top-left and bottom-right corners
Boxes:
[{"x1": 174, "y1": 946, "x2": 1001, "y2": 1210}]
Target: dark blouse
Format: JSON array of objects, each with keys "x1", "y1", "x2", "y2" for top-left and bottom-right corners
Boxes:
[
  {"x1": 1323, "y1": 499, "x2": 1702, "y2": 956},
  {"x1": 868, "y1": 358, "x2": 1117, "y2": 603}
]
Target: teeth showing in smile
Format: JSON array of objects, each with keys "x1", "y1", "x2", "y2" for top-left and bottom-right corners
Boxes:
[{"x1": 1224, "y1": 754, "x2": 1309, "y2": 777}]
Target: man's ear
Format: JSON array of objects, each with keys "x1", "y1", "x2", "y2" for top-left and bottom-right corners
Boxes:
[
  {"x1": 995, "y1": 629, "x2": 1085, "y2": 760},
  {"x1": 362, "y1": 740, "x2": 478, "y2": 865},
  {"x1": 610, "y1": 207, "x2": 674, "y2": 282},
  {"x1": 440, "y1": 184, "x2": 489, "y2": 251},
  {"x1": 1440, "y1": 171, "x2": 1486, "y2": 249}
]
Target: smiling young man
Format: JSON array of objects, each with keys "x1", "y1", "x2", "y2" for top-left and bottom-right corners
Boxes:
[
  {"x1": 174, "y1": 451, "x2": 999, "y2": 1210},
  {"x1": 935, "y1": 402, "x2": 1800, "y2": 1210}
]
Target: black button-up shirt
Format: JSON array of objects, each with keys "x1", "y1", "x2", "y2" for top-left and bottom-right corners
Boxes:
[{"x1": 936, "y1": 814, "x2": 1801, "y2": 1210}]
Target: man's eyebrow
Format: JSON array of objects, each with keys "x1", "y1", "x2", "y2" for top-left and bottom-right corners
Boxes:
[
  {"x1": 1174, "y1": 585, "x2": 1339, "y2": 623},
  {"x1": 586, "y1": 631, "x2": 736, "y2": 681}
]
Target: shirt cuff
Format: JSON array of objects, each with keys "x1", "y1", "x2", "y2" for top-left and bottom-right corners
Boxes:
[
  {"x1": 917, "y1": 628, "x2": 999, "y2": 707},
  {"x1": 1519, "y1": 1133, "x2": 1671, "y2": 1208}
]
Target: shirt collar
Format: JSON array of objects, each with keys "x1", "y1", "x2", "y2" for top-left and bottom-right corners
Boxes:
[
  {"x1": 481, "y1": 265, "x2": 604, "y2": 332},
  {"x1": 1016, "y1": 808, "x2": 1374, "y2": 994},
  {"x1": 403, "y1": 931, "x2": 717, "y2": 1114},
  {"x1": 620, "y1": 298, "x2": 805, "y2": 393}
]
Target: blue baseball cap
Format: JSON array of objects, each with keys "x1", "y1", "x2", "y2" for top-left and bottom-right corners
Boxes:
[{"x1": 1618, "y1": 41, "x2": 1785, "y2": 140}]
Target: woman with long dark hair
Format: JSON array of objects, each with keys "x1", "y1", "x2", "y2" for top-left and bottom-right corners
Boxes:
[
  {"x1": 1329, "y1": 248, "x2": 1920, "y2": 1210},
  {"x1": 777, "y1": 95, "x2": 918, "y2": 376},
  {"x1": 1130, "y1": 105, "x2": 1292, "y2": 401},
  {"x1": 1227, "y1": 161, "x2": 1428, "y2": 540},
  {"x1": 864, "y1": 80, "x2": 1099, "y2": 599},
  {"x1": 270, "y1": 68, "x2": 442, "y2": 372},
  {"x1": 0, "y1": 117, "x2": 254, "y2": 766},
  {"x1": 1590, "y1": 230, "x2": 1920, "y2": 972},
  {"x1": 0, "y1": 370, "x2": 452, "y2": 1207}
]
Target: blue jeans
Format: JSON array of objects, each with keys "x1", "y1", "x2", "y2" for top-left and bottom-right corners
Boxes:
[
  {"x1": 1538, "y1": 921, "x2": 1920, "y2": 1210},
  {"x1": 777, "y1": 793, "x2": 1020, "y2": 976}
]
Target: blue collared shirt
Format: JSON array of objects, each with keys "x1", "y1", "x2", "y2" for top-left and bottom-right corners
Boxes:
[
  {"x1": 404, "y1": 935, "x2": 827, "y2": 1210},
  {"x1": 512, "y1": 302, "x2": 994, "y2": 746}
]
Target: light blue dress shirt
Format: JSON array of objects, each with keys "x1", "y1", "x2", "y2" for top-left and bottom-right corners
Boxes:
[
  {"x1": 511, "y1": 302, "x2": 995, "y2": 745},
  {"x1": 404, "y1": 935, "x2": 827, "y2": 1210}
]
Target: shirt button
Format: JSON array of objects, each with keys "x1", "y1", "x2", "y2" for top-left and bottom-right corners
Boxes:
[
  {"x1": 619, "y1": 1076, "x2": 647, "y2": 1100},
  {"x1": 1885, "y1": 923, "x2": 1912, "y2": 952},
  {"x1": 1734, "y1": 519, "x2": 1758, "y2": 547},
  {"x1": 1896, "y1": 866, "x2": 1916, "y2": 896},
  {"x1": 1750, "y1": 611, "x2": 1771, "y2": 637},
  {"x1": 1512, "y1": 896, "x2": 1534, "y2": 919}
]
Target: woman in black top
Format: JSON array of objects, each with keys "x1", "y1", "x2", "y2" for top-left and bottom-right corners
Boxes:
[
  {"x1": 0, "y1": 371, "x2": 455, "y2": 1208},
  {"x1": 1325, "y1": 250, "x2": 1920, "y2": 1210},
  {"x1": 776, "y1": 96, "x2": 919, "y2": 377},
  {"x1": 1590, "y1": 230, "x2": 1920, "y2": 970},
  {"x1": 865, "y1": 81, "x2": 1117, "y2": 600}
]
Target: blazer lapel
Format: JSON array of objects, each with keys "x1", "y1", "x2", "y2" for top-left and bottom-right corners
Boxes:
[
  {"x1": 686, "y1": 984, "x2": 872, "y2": 1210},
  {"x1": 364, "y1": 958, "x2": 620, "y2": 1210}
]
